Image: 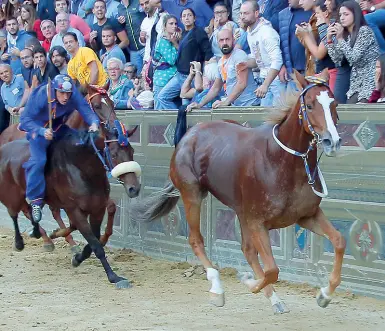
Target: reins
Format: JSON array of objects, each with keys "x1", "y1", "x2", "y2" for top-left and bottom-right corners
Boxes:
[
  {"x1": 272, "y1": 76, "x2": 333, "y2": 198},
  {"x1": 86, "y1": 89, "x2": 131, "y2": 184}
]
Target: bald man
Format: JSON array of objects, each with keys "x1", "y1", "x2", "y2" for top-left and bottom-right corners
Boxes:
[{"x1": 188, "y1": 28, "x2": 259, "y2": 111}]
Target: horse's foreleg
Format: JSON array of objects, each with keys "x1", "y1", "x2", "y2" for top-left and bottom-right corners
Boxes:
[
  {"x1": 100, "y1": 199, "x2": 116, "y2": 246},
  {"x1": 181, "y1": 187, "x2": 225, "y2": 307},
  {"x1": 72, "y1": 215, "x2": 102, "y2": 266},
  {"x1": 297, "y1": 208, "x2": 346, "y2": 308},
  {"x1": 68, "y1": 208, "x2": 131, "y2": 289},
  {"x1": 50, "y1": 207, "x2": 78, "y2": 248},
  {"x1": 249, "y1": 226, "x2": 280, "y2": 294},
  {"x1": 238, "y1": 219, "x2": 289, "y2": 314},
  {"x1": 10, "y1": 214, "x2": 24, "y2": 251}
]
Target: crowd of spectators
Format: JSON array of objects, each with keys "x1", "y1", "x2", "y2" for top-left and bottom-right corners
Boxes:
[{"x1": 0, "y1": 0, "x2": 385, "y2": 134}]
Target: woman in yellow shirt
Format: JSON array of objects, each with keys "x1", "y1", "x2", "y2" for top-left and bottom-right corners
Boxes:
[{"x1": 63, "y1": 32, "x2": 108, "y2": 87}]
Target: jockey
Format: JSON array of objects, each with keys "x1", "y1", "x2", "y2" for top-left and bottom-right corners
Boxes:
[{"x1": 19, "y1": 74, "x2": 100, "y2": 223}]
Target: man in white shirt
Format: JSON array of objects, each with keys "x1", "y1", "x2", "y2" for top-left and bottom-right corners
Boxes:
[
  {"x1": 240, "y1": 0, "x2": 285, "y2": 107},
  {"x1": 139, "y1": 0, "x2": 163, "y2": 64}
]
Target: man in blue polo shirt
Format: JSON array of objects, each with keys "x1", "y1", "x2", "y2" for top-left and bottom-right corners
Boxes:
[{"x1": 0, "y1": 64, "x2": 27, "y2": 115}]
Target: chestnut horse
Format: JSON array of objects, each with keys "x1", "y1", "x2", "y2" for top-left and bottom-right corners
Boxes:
[
  {"x1": 0, "y1": 87, "x2": 118, "y2": 252},
  {"x1": 132, "y1": 71, "x2": 345, "y2": 312},
  {"x1": 0, "y1": 86, "x2": 141, "y2": 287}
]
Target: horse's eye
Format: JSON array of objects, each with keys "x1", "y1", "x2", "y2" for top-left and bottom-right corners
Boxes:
[{"x1": 306, "y1": 104, "x2": 313, "y2": 110}]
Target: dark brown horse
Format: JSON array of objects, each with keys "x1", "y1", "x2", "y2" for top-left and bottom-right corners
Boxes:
[
  {"x1": 0, "y1": 85, "x2": 141, "y2": 287},
  {"x1": 132, "y1": 70, "x2": 345, "y2": 312},
  {"x1": 0, "y1": 88, "x2": 119, "y2": 252}
]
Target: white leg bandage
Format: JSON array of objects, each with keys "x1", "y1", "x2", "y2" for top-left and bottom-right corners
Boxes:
[
  {"x1": 206, "y1": 268, "x2": 224, "y2": 294},
  {"x1": 321, "y1": 285, "x2": 332, "y2": 298},
  {"x1": 269, "y1": 291, "x2": 282, "y2": 306}
]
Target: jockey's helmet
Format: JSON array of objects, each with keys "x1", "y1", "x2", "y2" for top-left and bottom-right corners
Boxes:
[{"x1": 53, "y1": 74, "x2": 73, "y2": 93}]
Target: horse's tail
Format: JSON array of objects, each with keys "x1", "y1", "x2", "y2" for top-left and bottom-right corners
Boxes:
[{"x1": 131, "y1": 180, "x2": 180, "y2": 222}]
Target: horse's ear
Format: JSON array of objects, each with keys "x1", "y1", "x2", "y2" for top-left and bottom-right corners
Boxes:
[
  {"x1": 127, "y1": 125, "x2": 138, "y2": 137},
  {"x1": 104, "y1": 80, "x2": 110, "y2": 90},
  {"x1": 318, "y1": 68, "x2": 330, "y2": 83},
  {"x1": 292, "y1": 69, "x2": 308, "y2": 89}
]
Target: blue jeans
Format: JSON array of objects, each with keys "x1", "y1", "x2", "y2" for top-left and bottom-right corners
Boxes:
[
  {"x1": 334, "y1": 64, "x2": 351, "y2": 104},
  {"x1": 153, "y1": 85, "x2": 163, "y2": 110},
  {"x1": 365, "y1": 9, "x2": 385, "y2": 54},
  {"x1": 129, "y1": 48, "x2": 145, "y2": 74},
  {"x1": 156, "y1": 72, "x2": 188, "y2": 110},
  {"x1": 260, "y1": 79, "x2": 286, "y2": 107}
]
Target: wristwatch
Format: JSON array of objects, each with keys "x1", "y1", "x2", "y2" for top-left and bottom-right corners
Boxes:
[{"x1": 370, "y1": 5, "x2": 376, "y2": 12}]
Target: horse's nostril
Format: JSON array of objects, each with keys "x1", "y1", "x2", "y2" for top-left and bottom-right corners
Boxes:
[
  {"x1": 128, "y1": 187, "x2": 136, "y2": 195},
  {"x1": 322, "y1": 138, "x2": 332, "y2": 147}
]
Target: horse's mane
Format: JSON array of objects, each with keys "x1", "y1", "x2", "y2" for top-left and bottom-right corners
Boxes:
[
  {"x1": 48, "y1": 129, "x2": 98, "y2": 161},
  {"x1": 264, "y1": 78, "x2": 302, "y2": 125}
]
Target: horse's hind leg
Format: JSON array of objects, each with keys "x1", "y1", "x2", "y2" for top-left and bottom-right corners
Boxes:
[
  {"x1": 10, "y1": 213, "x2": 24, "y2": 251},
  {"x1": 50, "y1": 207, "x2": 79, "y2": 249},
  {"x1": 238, "y1": 218, "x2": 289, "y2": 314},
  {"x1": 100, "y1": 199, "x2": 116, "y2": 246},
  {"x1": 68, "y1": 208, "x2": 130, "y2": 288},
  {"x1": 297, "y1": 208, "x2": 346, "y2": 308},
  {"x1": 180, "y1": 185, "x2": 225, "y2": 307},
  {"x1": 22, "y1": 205, "x2": 55, "y2": 252}
]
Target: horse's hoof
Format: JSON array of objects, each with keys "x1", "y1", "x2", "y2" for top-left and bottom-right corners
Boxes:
[
  {"x1": 115, "y1": 279, "x2": 132, "y2": 289},
  {"x1": 43, "y1": 243, "x2": 55, "y2": 252},
  {"x1": 316, "y1": 289, "x2": 332, "y2": 308},
  {"x1": 28, "y1": 228, "x2": 41, "y2": 239},
  {"x1": 70, "y1": 245, "x2": 82, "y2": 254},
  {"x1": 71, "y1": 254, "x2": 81, "y2": 268},
  {"x1": 13, "y1": 241, "x2": 25, "y2": 252},
  {"x1": 209, "y1": 292, "x2": 225, "y2": 307},
  {"x1": 272, "y1": 301, "x2": 290, "y2": 314}
]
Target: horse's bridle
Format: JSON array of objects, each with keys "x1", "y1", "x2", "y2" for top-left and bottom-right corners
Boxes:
[
  {"x1": 272, "y1": 76, "x2": 334, "y2": 198},
  {"x1": 87, "y1": 88, "x2": 131, "y2": 184}
]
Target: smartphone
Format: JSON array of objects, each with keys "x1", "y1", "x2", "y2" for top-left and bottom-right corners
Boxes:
[{"x1": 329, "y1": 19, "x2": 337, "y2": 42}]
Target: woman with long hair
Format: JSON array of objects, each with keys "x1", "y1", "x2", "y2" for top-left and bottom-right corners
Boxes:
[
  {"x1": 326, "y1": 0, "x2": 380, "y2": 103},
  {"x1": 325, "y1": 0, "x2": 351, "y2": 103},
  {"x1": 368, "y1": 54, "x2": 385, "y2": 103},
  {"x1": 155, "y1": 7, "x2": 214, "y2": 110},
  {"x1": 296, "y1": 0, "x2": 337, "y2": 91},
  {"x1": 152, "y1": 14, "x2": 180, "y2": 109},
  {"x1": 4, "y1": 0, "x2": 22, "y2": 19},
  {"x1": 19, "y1": 4, "x2": 42, "y2": 39}
]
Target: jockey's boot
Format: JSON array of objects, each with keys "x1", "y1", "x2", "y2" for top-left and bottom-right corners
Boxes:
[{"x1": 31, "y1": 204, "x2": 42, "y2": 223}]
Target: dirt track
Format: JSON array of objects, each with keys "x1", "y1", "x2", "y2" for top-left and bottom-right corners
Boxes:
[{"x1": 0, "y1": 227, "x2": 384, "y2": 331}]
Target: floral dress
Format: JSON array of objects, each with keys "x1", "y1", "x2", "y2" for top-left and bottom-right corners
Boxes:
[
  {"x1": 326, "y1": 26, "x2": 380, "y2": 101},
  {"x1": 153, "y1": 37, "x2": 178, "y2": 88}
]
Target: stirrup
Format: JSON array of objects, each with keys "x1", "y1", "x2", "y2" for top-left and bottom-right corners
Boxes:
[{"x1": 31, "y1": 204, "x2": 42, "y2": 223}]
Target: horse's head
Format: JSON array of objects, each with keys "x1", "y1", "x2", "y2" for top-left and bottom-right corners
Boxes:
[
  {"x1": 294, "y1": 69, "x2": 341, "y2": 157},
  {"x1": 86, "y1": 84, "x2": 141, "y2": 198}
]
